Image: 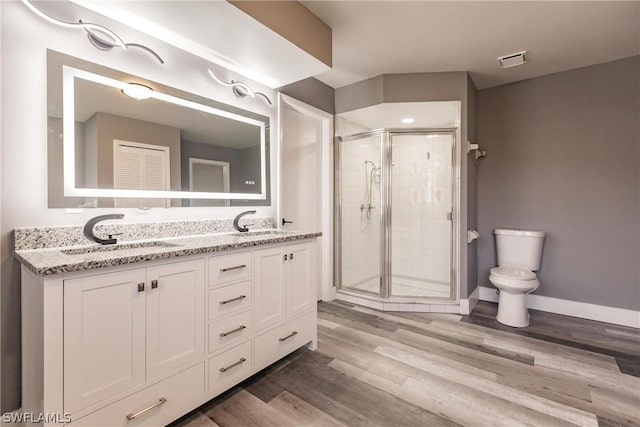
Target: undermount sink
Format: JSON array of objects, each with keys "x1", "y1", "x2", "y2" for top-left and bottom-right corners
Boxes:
[
  {"x1": 230, "y1": 229, "x2": 291, "y2": 237},
  {"x1": 61, "y1": 241, "x2": 180, "y2": 255}
]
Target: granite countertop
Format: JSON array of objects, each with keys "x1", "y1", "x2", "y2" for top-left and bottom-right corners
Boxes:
[{"x1": 15, "y1": 229, "x2": 321, "y2": 276}]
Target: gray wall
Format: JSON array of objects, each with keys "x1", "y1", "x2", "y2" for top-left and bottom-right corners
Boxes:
[
  {"x1": 93, "y1": 113, "x2": 182, "y2": 208},
  {"x1": 466, "y1": 75, "x2": 478, "y2": 299},
  {"x1": 180, "y1": 140, "x2": 245, "y2": 193},
  {"x1": 477, "y1": 56, "x2": 640, "y2": 310},
  {"x1": 278, "y1": 77, "x2": 336, "y2": 114},
  {"x1": 335, "y1": 75, "x2": 384, "y2": 114},
  {"x1": 180, "y1": 140, "x2": 270, "y2": 207}
]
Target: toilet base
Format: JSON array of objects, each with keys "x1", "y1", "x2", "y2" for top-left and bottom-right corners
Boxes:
[{"x1": 496, "y1": 291, "x2": 531, "y2": 328}]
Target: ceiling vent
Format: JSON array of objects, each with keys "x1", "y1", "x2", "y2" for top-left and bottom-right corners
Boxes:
[{"x1": 498, "y1": 51, "x2": 527, "y2": 68}]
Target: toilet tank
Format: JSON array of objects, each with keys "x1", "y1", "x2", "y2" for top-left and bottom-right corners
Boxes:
[{"x1": 494, "y1": 229, "x2": 546, "y2": 271}]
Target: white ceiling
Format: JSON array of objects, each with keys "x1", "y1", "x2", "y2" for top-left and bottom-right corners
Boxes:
[
  {"x1": 303, "y1": 1, "x2": 640, "y2": 89},
  {"x1": 40, "y1": 1, "x2": 639, "y2": 91},
  {"x1": 69, "y1": 0, "x2": 330, "y2": 88},
  {"x1": 339, "y1": 101, "x2": 460, "y2": 131}
]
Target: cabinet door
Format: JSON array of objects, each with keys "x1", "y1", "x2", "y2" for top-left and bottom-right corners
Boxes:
[
  {"x1": 64, "y1": 268, "x2": 146, "y2": 413},
  {"x1": 146, "y1": 259, "x2": 205, "y2": 379},
  {"x1": 254, "y1": 246, "x2": 286, "y2": 331},
  {"x1": 286, "y1": 243, "x2": 313, "y2": 318}
]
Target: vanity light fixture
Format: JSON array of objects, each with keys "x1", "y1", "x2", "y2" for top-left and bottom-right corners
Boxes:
[
  {"x1": 20, "y1": 0, "x2": 165, "y2": 64},
  {"x1": 208, "y1": 69, "x2": 272, "y2": 106},
  {"x1": 121, "y1": 83, "x2": 153, "y2": 100},
  {"x1": 401, "y1": 117, "x2": 415, "y2": 124}
]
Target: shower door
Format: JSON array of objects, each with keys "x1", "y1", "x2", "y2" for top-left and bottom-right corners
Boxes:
[
  {"x1": 389, "y1": 132, "x2": 455, "y2": 299},
  {"x1": 336, "y1": 132, "x2": 383, "y2": 295},
  {"x1": 336, "y1": 129, "x2": 456, "y2": 301}
]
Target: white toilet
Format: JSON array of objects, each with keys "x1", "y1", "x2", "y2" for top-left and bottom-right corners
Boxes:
[{"x1": 490, "y1": 228, "x2": 546, "y2": 327}]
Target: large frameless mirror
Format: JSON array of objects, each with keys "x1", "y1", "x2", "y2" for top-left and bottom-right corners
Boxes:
[{"x1": 47, "y1": 50, "x2": 271, "y2": 208}]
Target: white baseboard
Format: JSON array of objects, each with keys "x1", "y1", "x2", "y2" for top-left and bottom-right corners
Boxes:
[
  {"x1": 459, "y1": 286, "x2": 480, "y2": 315},
  {"x1": 478, "y1": 286, "x2": 640, "y2": 328}
]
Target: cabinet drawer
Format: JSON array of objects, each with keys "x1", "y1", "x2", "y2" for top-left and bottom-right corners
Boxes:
[
  {"x1": 208, "y1": 252, "x2": 252, "y2": 287},
  {"x1": 208, "y1": 340, "x2": 253, "y2": 395},
  {"x1": 208, "y1": 310, "x2": 253, "y2": 353},
  {"x1": 208, "y1": 281, "x2": 252, "y2": 320},
  {"x1": 69, "y1": 363, "x2": 204, "y2": 426},
  {"x1": 254, "y1": 312, "x2": 315, "y2": 366}
]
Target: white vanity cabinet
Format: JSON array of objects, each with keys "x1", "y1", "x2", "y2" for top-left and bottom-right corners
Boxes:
[
  {"x1": 254, "y1": 242, "x2": 313, "y2": 331},
  {"x1": 63, "y1": 268, "x2": 147, "y2": 415},
  {"x1": 63, "y1": 259, "x2": 205, "y2": 419},
  {"x1": 20, "y1": 238, "x2": 317, "y2": 427},
  {"x1": 285, "y1": 243, "x2": 314, "y2": 318},
  {"x1": 253, "y1": 241, "x2": 316, "y2": 366}
]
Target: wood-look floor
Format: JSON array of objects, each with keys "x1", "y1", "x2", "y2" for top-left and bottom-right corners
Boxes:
[{"x1": 170, "y1": 301, "x2": 640, "y2": 427}]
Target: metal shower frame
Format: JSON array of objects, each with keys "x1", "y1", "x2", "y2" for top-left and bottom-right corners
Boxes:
[{"x1": 334, "y1": 128, "x2": 458, "y2": 302}]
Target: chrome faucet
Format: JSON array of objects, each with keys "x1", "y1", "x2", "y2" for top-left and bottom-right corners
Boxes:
[
  {"x1": 83, "y1": 214, "x2": 124, "y2": 245},
  {"x1": 233, "y1": 210, "x2": 256, "y2": 233}
]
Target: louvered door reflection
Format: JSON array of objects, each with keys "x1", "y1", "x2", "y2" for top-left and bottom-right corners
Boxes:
[{"x1": 113, "y1": 140, "x2": 170, "y2": 208}]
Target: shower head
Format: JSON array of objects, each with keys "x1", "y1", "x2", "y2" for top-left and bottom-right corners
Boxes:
[{"x1": 365, "y1": 160, "x2": 378, "y2": 169}]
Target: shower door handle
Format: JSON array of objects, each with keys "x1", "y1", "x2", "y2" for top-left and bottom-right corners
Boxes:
[{"x1": 282, "y1": 218, "x2": 293, "y2": 226}]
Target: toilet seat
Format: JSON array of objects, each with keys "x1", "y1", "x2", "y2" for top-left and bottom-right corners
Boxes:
[
  {"x1": 489, "y1": 274, "x2": 539, "y2": 292},
  {"x1": 490, "y1": 265, "x2": 536, "y2": 281},
  {"x1": 489, "y1": 265, "x2": 539, "y2": 293}
]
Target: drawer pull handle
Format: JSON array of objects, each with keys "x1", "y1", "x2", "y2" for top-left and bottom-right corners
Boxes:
[
  {"x1": 126, "y1": 397, "x2": 167, "y2": 420},
  {"x1": 279, "y1": 331, "x2": 298, "y2": 342},
  {"x1": 220, "y1": 295, "x2": 246, "y2": 305},
  {"x1": 220, "y1": 357, "x2": 246, "y2": 373},
  {"x1": 137, "y1": 282, "x2": 145, "y2": 292},
  {"x1": 151, "y1": 280, "x2": 158, "y2": 289},
  {"x1": 220, "y1": 264, "x2": 246, "y2": 272},
  {"x1": 220, "y1": 325, "x2": 246, "y2": 337}
]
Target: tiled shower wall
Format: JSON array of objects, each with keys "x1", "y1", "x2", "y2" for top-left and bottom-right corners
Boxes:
[
  {"x1": 391, "y1": 134, "x2": 453, "y2": 286},
  {"x1": 337, "y1": 118, "x2": 380, "y2": 292}
]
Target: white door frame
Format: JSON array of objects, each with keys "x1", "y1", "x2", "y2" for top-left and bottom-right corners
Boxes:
[
  {"x1": 188, "y1": 158, "x2": 231, "y2": 207},
  {"x1": 188, "y1": 158, "x2": 230, "y2": 192},
  {"x1": 277, "y1": 94, "x2": 335, "y2": 301}
]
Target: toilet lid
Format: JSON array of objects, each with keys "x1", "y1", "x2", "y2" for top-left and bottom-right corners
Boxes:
[{"x1": 490, "y1": 265, "x2": 536, "y2": 280}]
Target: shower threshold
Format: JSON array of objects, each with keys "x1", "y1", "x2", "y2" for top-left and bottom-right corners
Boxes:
[{"x1": 335, "y1": 289, "x2": 465, "y2": 314}]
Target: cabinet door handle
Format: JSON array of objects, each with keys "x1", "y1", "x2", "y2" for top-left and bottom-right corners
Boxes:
[
  {"x1": 220, "y1": 264, "x2": 246, "y2": 272},
  {"x1": 137, "y1": 282, "x2": 145, "y2": 292},
  {"x1": 284, "y1": 254, "x2": 288, "y2": 261},
  {"x1": 279, "y1": 331, "x2": 298, "y2": 342},
  {"x1": 125, "y1": 397, "x2": 167, "y2": 420},
  {"x1": 220, "y1": 295, "x2": 246, "y2": 305},
  {"x1": 219, "y1": 357, "x2": 246, "y2": 373},
  {"x1": 220, "y1": 325, "x2": 246, "y2": 337},
  {"x1": 290, "y1": 253, "x2": 294, "y2": 260},
  {"x1": 151, "y1": 280, "x2": 158, "y2": 289}
]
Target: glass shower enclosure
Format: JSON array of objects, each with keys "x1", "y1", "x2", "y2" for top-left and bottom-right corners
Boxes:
[{"x1": 335, "y1": 129, "x2": 456, "y2": 301}]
